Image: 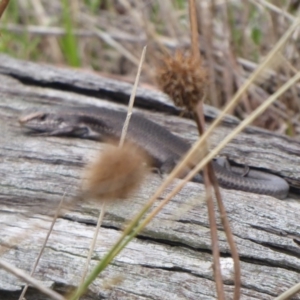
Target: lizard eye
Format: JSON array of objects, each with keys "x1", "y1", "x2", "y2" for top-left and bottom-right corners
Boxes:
[{"x1": 38, "y1": 114, "x2": 47, "y2": 121}]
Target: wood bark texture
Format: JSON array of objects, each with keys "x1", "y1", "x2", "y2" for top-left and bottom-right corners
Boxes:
[{"x1": 0, "y1": 54, "x2": 299, "y2": 300}]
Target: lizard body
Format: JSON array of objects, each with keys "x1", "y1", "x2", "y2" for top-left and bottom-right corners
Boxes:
[{"x1": 19, "y1": 107, "x2": 289, "y2": 199}]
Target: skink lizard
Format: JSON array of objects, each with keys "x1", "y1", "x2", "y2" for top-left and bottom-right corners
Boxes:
[{"x1": 19, "y1": 106, "x2": 289, "y2": 199}]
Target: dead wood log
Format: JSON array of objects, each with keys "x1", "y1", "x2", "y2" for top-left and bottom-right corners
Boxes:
[{"x1": 0, "y1": 55, "x2": 299, "y2": 300}]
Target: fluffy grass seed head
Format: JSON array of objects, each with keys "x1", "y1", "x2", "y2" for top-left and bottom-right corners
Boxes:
[
  {"x1": 83, "y1": 142, "x2": 150, "y2": 202},
  {"x1": 156, "y1": 51, "x2": 207, "y2": 110}
]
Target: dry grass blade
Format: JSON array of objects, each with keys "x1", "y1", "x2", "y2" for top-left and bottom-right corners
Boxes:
[
  {"x1": 120, "y1": 46, "x2": 147, "y2": 146},
  {"x1": 79, "y1": 202, "x2": 106, "y2": 285},
  {"x1": 118, "y1": 0, "x2": 169, "y2": 55},
  {"x1": 29, "y1": 0, "x2": 63, "y2": 62},
  {"x1": 18, "y1": 193, "x2": 66, "y2": 300},
  {"x1": 250, "y1": 0, "x2": 295, "y2": 21},
  {"x1": 77, "y1": 46, "x2": 146, "y2": 293},
  {"x1": 274, "y1": 282, "x2": 300, "y2": 300},
  {"x1": 0, "y1": 259, "x2": 65, "y2": 300},
  {"x1": 156, "y1": 0, "x2": 181, "y2": 38},
  {"x1": 93, "y1": 27, "x2": 140, "y2": 66}
]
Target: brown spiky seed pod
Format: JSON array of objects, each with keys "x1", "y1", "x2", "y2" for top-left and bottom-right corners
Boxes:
[
  {"x1": 157, "y1": 51, "x2": 207, "y2": 110},
  {"x1": 83, "y1": 142, "x2": 150, "y2": 202}
]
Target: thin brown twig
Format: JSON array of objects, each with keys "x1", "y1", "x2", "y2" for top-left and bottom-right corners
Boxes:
[
  {"x1": 188, "y1": 0, "x2": 226, "y2": 299},
  {"x1": 207, "y1": 160, "x2": 241, "y2": 300},
  {"x1": 193, "y1": 105, "x2": 225, "y2": 300},
  {"x1": 0, "y1": 0, "x2": 9, "y2": 19},
  {"x1": 188, "y1": 1, "x2": 240, "y2": 299},
  {"x1": 188, "y1": 0, "x2": 200, "y2": 61}
]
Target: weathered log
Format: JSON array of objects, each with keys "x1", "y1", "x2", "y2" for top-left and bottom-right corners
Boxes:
[{"x1": 0, "y1": 55, "x2": 299, "y2": 300}]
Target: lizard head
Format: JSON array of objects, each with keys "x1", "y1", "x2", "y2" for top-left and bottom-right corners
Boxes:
[{"x1": 19, "y1": 109, "x2": 65, "y2": 133}]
